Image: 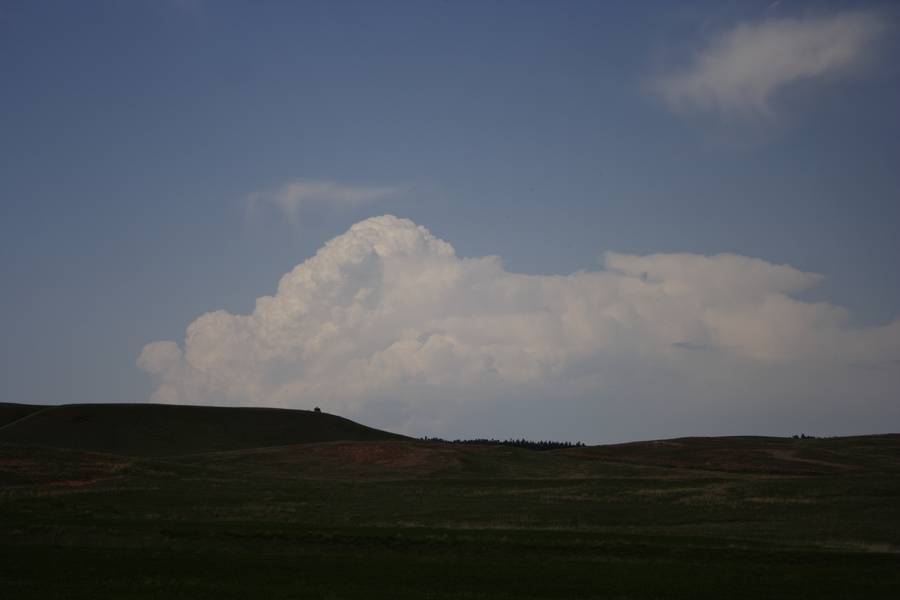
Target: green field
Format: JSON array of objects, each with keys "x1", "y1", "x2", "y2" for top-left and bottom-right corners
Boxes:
[{"x1": 2, "y1": 403, "x2": 899, "y2": 599}]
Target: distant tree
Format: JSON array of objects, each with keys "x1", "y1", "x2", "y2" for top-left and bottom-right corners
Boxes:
[{"x1": 313, "y1": 407, "x2": 321, "y2": 413}]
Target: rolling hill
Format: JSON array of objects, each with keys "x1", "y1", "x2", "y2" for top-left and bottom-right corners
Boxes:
[
  {"x1": 2, "y1": 402, "x2": 899, "y2": 598},
  {"x1": 0, "y1": 402, "x2": 407, "y2": 457}
]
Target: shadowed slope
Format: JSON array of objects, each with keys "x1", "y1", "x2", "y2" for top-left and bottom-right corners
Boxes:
[
  {"x1": 0, "y1": 403, "x2": 43, "y2": 429},
  {"x1": 0, "y1": 403, "x2": 407, "y2": 457},
  {"x1": 563, "y1": 434, "x2": 900, "y2": 474}
]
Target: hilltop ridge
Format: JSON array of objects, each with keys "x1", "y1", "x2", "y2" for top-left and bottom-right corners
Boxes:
[{"x1": 0, "y1": 402, "x2": 407, "y2": 457}]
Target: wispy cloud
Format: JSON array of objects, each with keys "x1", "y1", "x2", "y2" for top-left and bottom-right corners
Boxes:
[
  {"x1": 650, "y1": 11, "x2": 887, "y2": 116},
  {"x1": 672, "y1": 341, "x2": 714, "y2": 352},
  {"x1": 247, "y1": 179, "x2": 406, "y2": 223}
]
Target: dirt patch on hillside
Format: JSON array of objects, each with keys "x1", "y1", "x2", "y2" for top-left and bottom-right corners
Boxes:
[
  {"x1": 198, "y1": 441, "x2": 469, "y2": 479},
  {"x1": 304, "y1": 442, "x2": 463, "y2": 475},
  {"x1": 0, "y1": 447, "x2": 132, "y2": 486}
]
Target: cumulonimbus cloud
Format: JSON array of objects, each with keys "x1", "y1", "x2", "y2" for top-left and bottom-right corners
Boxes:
[
  {"x1": 247, "y1": 179, "x2": 405, "y2": 223},
  {"x1": 139, "y1": 216, "x2": 900, "y2": 439},
  {"x1": 651, "y1": 11, "x2": 887, "y2": 116}
]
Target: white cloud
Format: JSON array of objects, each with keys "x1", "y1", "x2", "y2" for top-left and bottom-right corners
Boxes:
[
  {"x1": 247, "y1": 179, "x2": 405, "y2": 223},
  {"x1": 139, "y1": 216, "x2": 900, "y2": 440},
  {"x1": 651, "y1": 11, "x2": 886, "y2": 116}
]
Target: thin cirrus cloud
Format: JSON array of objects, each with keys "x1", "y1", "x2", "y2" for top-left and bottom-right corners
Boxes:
[
  {"x1": 650, "y1": 10, "x2": 887, "y2": 116},
  {"x1": 247, "y1": 179, "x2": 406, "y2": 223},
  {"x1": 138, "y1": 215, "x2": 900, "y2": 440}
]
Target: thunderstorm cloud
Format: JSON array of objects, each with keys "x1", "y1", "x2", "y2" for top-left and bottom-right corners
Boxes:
[{"x1": 139, "y1": 216, "x2": 900, "y2": 439}]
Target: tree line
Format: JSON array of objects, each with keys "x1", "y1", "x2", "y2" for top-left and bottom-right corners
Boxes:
[{"x1": 419, "y1": 436, "x2": 585, "y2": 451}]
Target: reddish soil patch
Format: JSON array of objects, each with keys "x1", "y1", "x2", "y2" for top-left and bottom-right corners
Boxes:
[
  {"x1": 310, "y1": 442, "x2": 459, "y2": 469},
  {"x1": 47, "y1": 478, "x2": 105, "y2": 488}
]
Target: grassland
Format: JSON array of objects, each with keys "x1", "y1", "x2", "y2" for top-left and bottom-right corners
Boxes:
[{"x1": 1, "y1": 403, "x2": 899, "y2": 598}]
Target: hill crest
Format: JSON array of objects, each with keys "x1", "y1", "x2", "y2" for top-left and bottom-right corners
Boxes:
[{"x1": 0, "y1": 402, "x2": 407, "y2": 457}]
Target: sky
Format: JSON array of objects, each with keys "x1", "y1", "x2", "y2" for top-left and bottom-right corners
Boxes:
[{"x1": 2, "y1": 0, "x2": 899, "y2": 443}]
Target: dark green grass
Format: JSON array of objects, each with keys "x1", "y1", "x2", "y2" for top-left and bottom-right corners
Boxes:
[
  {"x1": 3, "y1": 457, "x2": 899, "y2": 599},
  {"x1": 1, "y1": 404, "x2": 899, "y2": 598}
]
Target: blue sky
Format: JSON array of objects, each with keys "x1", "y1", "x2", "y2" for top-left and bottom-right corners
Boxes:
[{"x1": 2, "y1": 1, "x2": 899, "y2": 441}]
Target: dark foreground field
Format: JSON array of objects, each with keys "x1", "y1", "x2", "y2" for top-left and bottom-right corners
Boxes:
[{"x1": 1, "y1": 403, "x2": 899, "y2": 599}]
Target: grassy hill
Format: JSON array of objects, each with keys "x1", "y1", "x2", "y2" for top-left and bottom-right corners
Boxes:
[
  {"x1": 562, "y1": 433, "x2": 900, "y2": 474},
  {"x1": 0, "y1": 402, "x2": 407, "y2": 457},
  {"x1": 1, "y1": 404, "x2": 899, "y2": 599}
]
